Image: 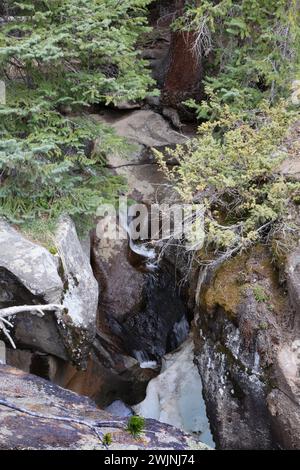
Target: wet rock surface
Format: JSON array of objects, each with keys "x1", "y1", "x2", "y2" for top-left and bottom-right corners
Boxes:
[
  {"x1": 0, "y1": 365, "x2": 210, "y2": 450},
  {"x1": 192, "y1": 245, "x2": 300, "y2": 449},
  {"x1": 92, "y1": 227, "x2": 188, "y2": 362}
]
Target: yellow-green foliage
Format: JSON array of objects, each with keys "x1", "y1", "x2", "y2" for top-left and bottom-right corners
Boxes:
[
  {"x1": 102, "y1": 433, "x2": 112, "y2": 447},
  {"x1": 155, "y1": 99, "x2": 299, "y2": 254},
  {"x1": 252, "y1": 285, "x2": 269, "y2": 303}
]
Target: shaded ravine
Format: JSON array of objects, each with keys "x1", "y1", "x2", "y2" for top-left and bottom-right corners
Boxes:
[
  {"x1": 85, "y1": 107, "x2": 215, "y2": 446},
  {"x1": 1, "y1": 107, "x2": 215, "y2": 448},
  {"x1": 94, "y1": 224, "x2": 215, "y2": 448}
]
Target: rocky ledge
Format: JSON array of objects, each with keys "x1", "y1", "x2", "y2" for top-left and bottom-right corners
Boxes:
[{"x1": 0, "y1": 365, "x2": 209, "y2": 450}]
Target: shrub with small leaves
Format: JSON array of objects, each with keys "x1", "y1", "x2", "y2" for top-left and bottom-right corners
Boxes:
[
  {"x1": 155, "y1": 99, "x2": 300, "y2": 260},
  {"x1": 253, "y1": 286, "x2": 269, "y2": 303}
]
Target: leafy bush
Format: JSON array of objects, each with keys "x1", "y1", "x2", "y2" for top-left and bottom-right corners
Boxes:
[
  {"x1": 0, "y1": 1, "x2": 155, "y2": 227},
  {"x1": 155, "y1": 99, "x2": 300, "y2": 261}
]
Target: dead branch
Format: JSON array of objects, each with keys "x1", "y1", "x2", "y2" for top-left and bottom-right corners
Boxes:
[{"x1": 0, "y1": 304, "x2": 65, "y2": 349}]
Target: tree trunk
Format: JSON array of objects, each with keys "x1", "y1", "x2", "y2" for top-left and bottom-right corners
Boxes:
[{"x1": 162, "y1": 0, "x2": 203, "y2": 115}]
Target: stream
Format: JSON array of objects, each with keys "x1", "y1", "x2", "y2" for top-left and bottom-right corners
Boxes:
[
  {"x1": 107, "y1": 216, "x2": 215, "y2": 448},
  {"x1": 1, "y1": 106, "x2": 215, "y2": 449}
]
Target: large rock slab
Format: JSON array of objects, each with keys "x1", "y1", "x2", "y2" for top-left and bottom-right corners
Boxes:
[
  {"x1": 92, "y1": 226, "x2": 188, "y2": 361},
  {"x1": 193, "y1": 246, "x2": 293, "y2": 449},
  {"x1": 96, "y1": 109, "x2": 186, "y2": 148},
  {"x1": 90, "y1": 110, "x2": 185, "y2": 204},
  {"x1": 0, "y1": 364, "x2": 209, "y2": 450},
  {"x1": 92, "y1": 232, "x2": 145, "y2": 323},
  {"x1": 0, "y1": 220, "x2": 67, "y2": 359},
  {"x1": 54, "y1": 216, "x2": 98, "y2": 365}
]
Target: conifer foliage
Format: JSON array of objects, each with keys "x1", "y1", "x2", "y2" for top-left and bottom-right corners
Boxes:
[{"x1": 0, "y1": 0, "x2": 154, "y2": 226}]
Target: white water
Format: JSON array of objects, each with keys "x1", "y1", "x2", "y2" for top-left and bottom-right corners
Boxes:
[
  {"x1": 172, "y1": 316, "x2": 189, "y2": 346},
  {"x1": 119, "y1": 209, "x2": 159, "y2": 271},
  {"x1": 133, "y1": 349, "x2": 158, "y2": 369},
  {"x1": 133, "y1": 338, "x2": 215, "y2": 448},
  {"x1": 139, "y1": 361, "x2": 158, "y2": 369},
  {"x1": 133, "y1": 349, "x2": 150, "y2": 363}
]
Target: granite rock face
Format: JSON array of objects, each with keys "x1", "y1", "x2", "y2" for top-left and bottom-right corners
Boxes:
[
  {"x1": 0, "y1": 219, "x2": 63, "y2": 304},
  {"x1": 54, "y1": 216, "x2": 98, "y2": 365},
  {"x1": 0, "y1": 365, "x2": 210, "y2": 450},
  {"x1": 0, "y1": 216, "x2": 98, "y2": 367},
  {"x1": 192, "y1": 245, "x2": 300, "y2": 449}
]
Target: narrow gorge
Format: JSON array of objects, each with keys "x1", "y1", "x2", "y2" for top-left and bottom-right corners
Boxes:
[{"x1": 0, "y1": 0, "x2": 299, "y2": 453}]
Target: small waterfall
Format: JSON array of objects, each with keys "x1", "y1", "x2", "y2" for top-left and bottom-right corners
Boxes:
[
  {"x1": 119, "y1": 209, "x2": 159, "y2": 272},
  {"x1": 173, "y1": 316, "x2": 189, "y2": 344},
  {"x1": 133, "y1": 350, "x2": 158, "y2": 369},
  {"x1": 168, "y1": 315, "x2": 190, "y2": 351},
  {"x1": 133, "y1": 349, "x2": 150, "y2": 363}
]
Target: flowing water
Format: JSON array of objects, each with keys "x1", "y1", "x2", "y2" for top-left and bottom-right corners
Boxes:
[{"x1": 122, "y1": 215, "x2": 214, "y2": 448}]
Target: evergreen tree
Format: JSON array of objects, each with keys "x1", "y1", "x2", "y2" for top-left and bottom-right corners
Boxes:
[
  {"x1": 0, "y1": 0, "x2": 155, "y2": 227},
  {"x1": 175, "y1": 0, "x2": 300, "y2": 114}
]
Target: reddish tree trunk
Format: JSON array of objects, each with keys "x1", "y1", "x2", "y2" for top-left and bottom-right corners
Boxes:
[{"x1": 162, "y1": 0, "x2": 203, "y2": 113}]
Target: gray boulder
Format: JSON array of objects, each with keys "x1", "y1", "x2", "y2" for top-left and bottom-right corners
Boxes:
[
  {"x1": 54, "y1": 215, "x2": 98, "y2": 365},
  {"x1": 95, "y1": 109, "x2": 186, "y2": 149},
  {"x1": 0, "y1": 217, "x2": 98, "y2": 367},
  {"x1": 105, "y1": 400, "x2": 133, "y2": 418},
  {"x1": 0, "y1": 364, "x2": 210, "y2": 450},
  {"x1": 0, "y1": 220, "x2": 63, "y2": 304}
]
